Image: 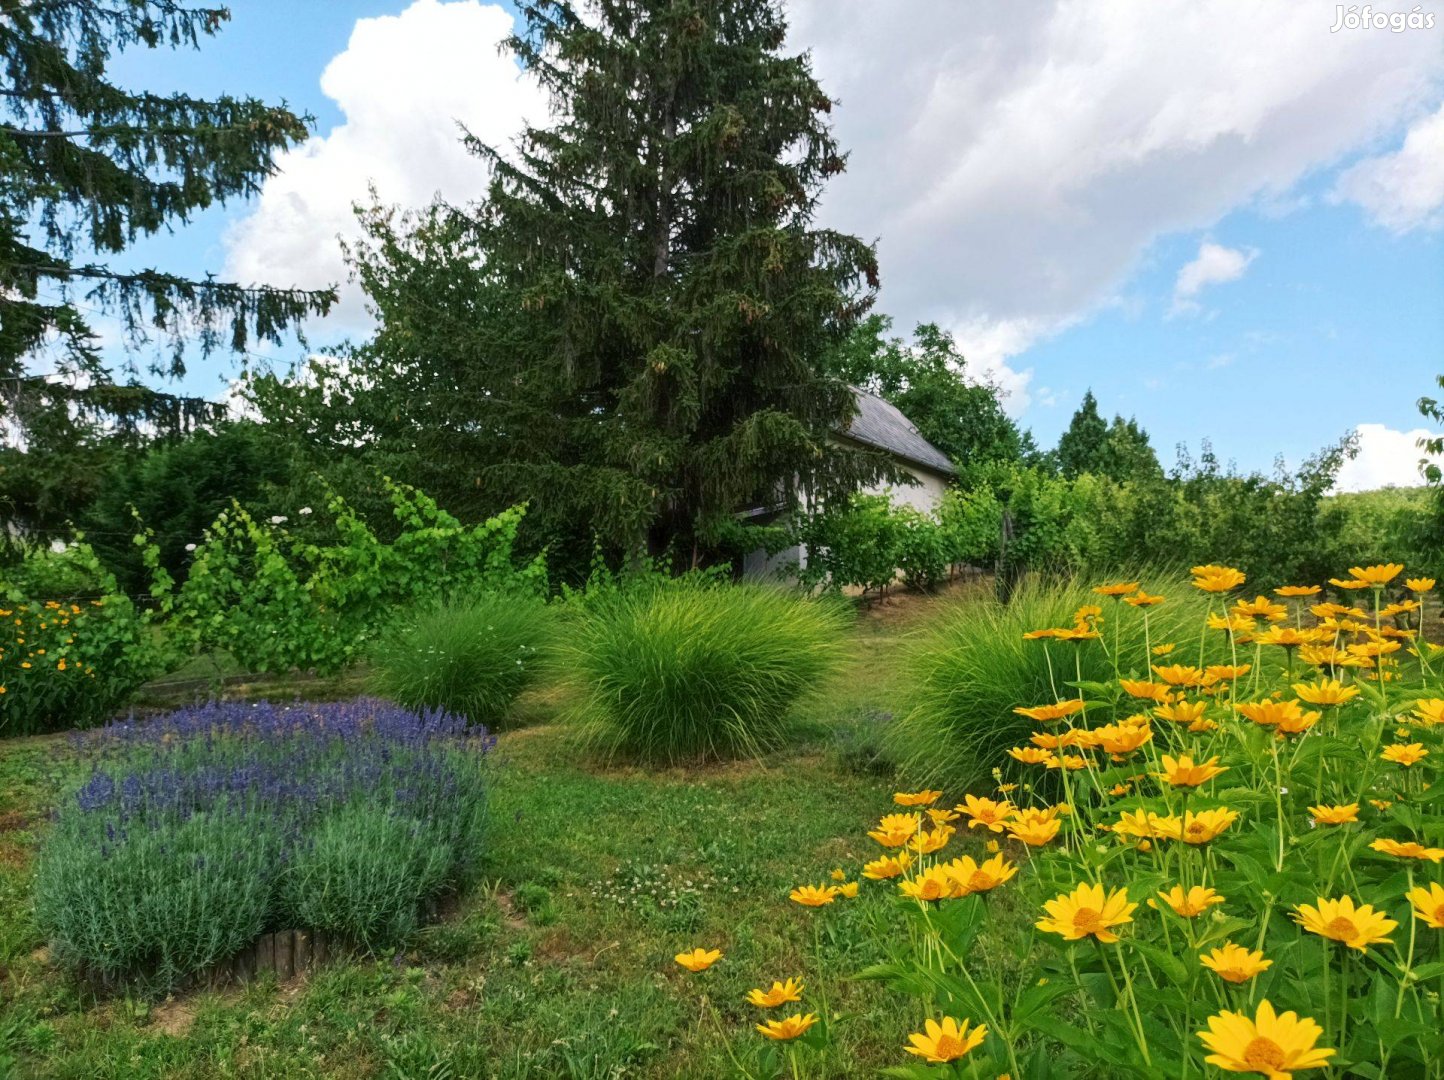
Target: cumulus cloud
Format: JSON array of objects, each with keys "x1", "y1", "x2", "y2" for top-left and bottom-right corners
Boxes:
[
  {"x1": 1332, "y1": 101, "x2": 1444, "y2": 232},
  {"x1": 787, "y1": 0, "x2": 1444, "y2": 397},
  {"x1": 1332, "y1": 422, "x2": 1442, "y2": 492},
  {"x1": 1170, "y1": 241, "x2": 1258, "y2": 316},
  {"x1": 224, "y1": 0, "x2": 1444, "y2": 407},
  {"x1": 222, "y1": 0, "x2": 546, "y2": 331}
]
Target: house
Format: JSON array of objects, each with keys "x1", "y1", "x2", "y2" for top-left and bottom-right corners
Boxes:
[{"x1": 741, "y1": 387, "x2": 956, "y2": 578}]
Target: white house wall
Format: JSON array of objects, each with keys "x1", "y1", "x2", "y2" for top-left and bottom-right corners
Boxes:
[
  {"x1": 740, "y1": 459, "x2": 952, "y2": 582},
  {"x1": 862, "y1": 462, "x2": 949, "y2": 515}
]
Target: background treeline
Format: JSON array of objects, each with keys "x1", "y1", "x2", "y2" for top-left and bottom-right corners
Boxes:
[{"x1": 5, "y1": 320, "x2": 1436, "y2": 599}]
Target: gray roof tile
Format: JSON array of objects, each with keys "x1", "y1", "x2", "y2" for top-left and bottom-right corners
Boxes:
[{"x1": 843, "y1": 388, "x2": 956, "y2": 476}]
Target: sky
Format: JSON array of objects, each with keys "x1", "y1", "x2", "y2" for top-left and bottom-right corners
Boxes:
[{"x1": 100, "y1": 0, "x2": 1444, "y2": 490}]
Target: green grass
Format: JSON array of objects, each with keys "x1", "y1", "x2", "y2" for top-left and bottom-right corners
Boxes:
[
  {"x1": 559, "y1": 584, "x2": 851, "y2": 764},
  {"x1": 368, "y1": 594, "x2": 554, "y2": 727},
  {"x1": 889, "y1": 569, "x2": 1221, "y2": 792},
  {"x1": 0, "y1": 584, "x2": 1005, "y2": 1079},
  {"x1": 6, "y1": 573, "x2": 1434, "y2": 1076}
]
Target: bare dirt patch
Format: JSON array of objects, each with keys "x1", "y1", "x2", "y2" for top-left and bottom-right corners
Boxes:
[{"x1": 150, "y1": 997, "x2": 197, "y2": 1038}]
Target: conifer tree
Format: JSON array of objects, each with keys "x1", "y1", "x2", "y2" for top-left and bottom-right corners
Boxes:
[
  {"x1": 1055, "y1": 390, "x2": 1109, "y2": 479},
  {"x1": 259, "y1": 0, "x2": 886, "y2": 566},
  {"x1": 0, "y1": 1, "x2": 334, "y2": 524}
]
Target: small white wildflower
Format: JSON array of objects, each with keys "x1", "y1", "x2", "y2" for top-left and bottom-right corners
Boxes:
[
  {"x1": 269, "y1": 515, "x2": 287, "y2": 525},
  {"x1": 185, "y1": 543, "x2": 197, "y2": 552},
  {"x1": 298, "y1": 506, "x2": 313, "y2": 516}
]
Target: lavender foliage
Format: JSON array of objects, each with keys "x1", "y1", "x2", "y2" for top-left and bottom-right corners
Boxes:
[{"x1": 36, "y1": 699, "x2": 494, "y2": 987}]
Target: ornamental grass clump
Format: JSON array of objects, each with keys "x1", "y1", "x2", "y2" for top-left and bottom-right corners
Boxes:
[
  {"x1": 707, "y1": 562, "x2": 1443, "y2": 1078},
  {"x1": 368, "y1": 592, "x2": 553, "y2": 726},
  {"x1": 33, "y1": 699, "x2": 493, "y2": 989},
  {"x1": 891, "y1": 570, "x2": 1215, "y2": 790},
  {"x1": 561, "y1": 584, "x2": 848, "y2": 764}
]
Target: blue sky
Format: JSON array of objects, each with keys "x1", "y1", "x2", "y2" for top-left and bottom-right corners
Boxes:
[
  {"x1": 1023, "y1": 190, "x2": 1444, "y2": 471},
  {"x1": 94, "y1": 1, "x2": 1444, "y2": 488}
]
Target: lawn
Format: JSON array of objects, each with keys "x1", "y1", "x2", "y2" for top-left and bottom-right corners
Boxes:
[{"x1": 0, "y1": 586, "x2": 980, "y2": 1080}]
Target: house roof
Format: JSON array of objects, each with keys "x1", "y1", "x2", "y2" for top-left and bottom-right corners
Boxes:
[{"x1": 843, "y1": 387, "x2": 956, "y2": 476}]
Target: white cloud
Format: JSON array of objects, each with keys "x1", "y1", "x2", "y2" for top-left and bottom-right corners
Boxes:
[
  {"x1": 222, "y1": 0, "x2": 546, "y2": 331},
  {"x1": 222, "y1": 0, "x2": 1444, "y2": 413},
  {"x1": 947, "y1": 314, "x2": 1045, "y2": 413},
  {"x1": 1332, "y1": 422, "x2": 1441, "y2": 492},
  {"x1": 788, "y1": 0, "x2": 1444, "y2": 400},
  {"x1": 1170, "y1": 241, "x2": 1258, "y2": 315},
  {"x1": 1332, "y1": 101, "x2": 1444, "y2": 232}
]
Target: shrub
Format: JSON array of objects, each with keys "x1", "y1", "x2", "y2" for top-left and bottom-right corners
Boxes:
[
  {"x1": 560, "y1": 584, "x2": 848, "y2": 763},
  {"x1": 33, "y1": 810, "x2": 277, "y2": 985},
  {"x1": 937, "y1": 485, "x2": 1003, "y2": 567},
  {"x1": 797, "y1": 493, "x2": 975, "y2": 596},
  {"x1": 369, "y1": 593, "x2": 552, "y2": 726},
  {"x1": 891, "y1": 570, "x2": 1217, "y2": 791},
  {"x1": 33, "y1": 699, "x2": 493, "y2": 988},
  {"x1": 1, "y1": 540, "x2": 175, "y2": 736},
  {"x1": 796, "y1": 493, "x2": 902, "y2": 596},
  {"x1": 555, "y1": 544, "x2": 730, "y2": 619},
  {"x1": 167, "y1": 480, "x2": 547, "y2": 676},
  {"x1": 281, "y1": 805, "x2": 455, "y2": 950}
]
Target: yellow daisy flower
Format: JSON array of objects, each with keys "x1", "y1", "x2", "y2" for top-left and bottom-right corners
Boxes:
[
  {"x1": 1406, "y1": 882, "x2": 1444, "y2": 929},
  {"x1": 1157, "y1": 885, "x2": 1225, "y2": 918},
  {"x1": 1198, "y1": 1001, "x2": 1333, "y2": 1076},
  {"x1": 1295, "y1": 895, "x2": 1397, "y2": 952},
  {"x1": 1036, "y1": 882, "x2": 1136, "y2": 943},
  {"x1": 674, "y1": 948, "x2": 722, "y2": 972},
  {"x1": 756, "y1": 1013, "x2": 817, "y2": 1041},
  {"x1": 745, "y1": 978, "x2": 803, "y2": 1008},
  {"x1": 904, "y1": 1016, "x2": 987, "y2": 1063}
]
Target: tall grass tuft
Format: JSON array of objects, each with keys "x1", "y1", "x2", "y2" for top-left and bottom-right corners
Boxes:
[
  {"x1": 560, "y1": 584, "x2": 849, "y2": 764},
  {"x1": 369, "y1": 593, "x2": 552, "y2": 727},
  {"x1": 890, "y1": 570, "x2": 1220, "y2": 792}
]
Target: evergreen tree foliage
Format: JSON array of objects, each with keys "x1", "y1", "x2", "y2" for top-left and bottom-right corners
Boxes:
[
  {"x1": 825, "y1": 314, "x2": 1024, "y2": 480},
  {"x1": 1054, "y1": 389, "x2": 1160, "y2": 482},
  {"x1": 1054, "y1": 390, "x2": 1108, "y2": 478},
  {"x1": 0, "y1": 0, "x2": 335, "y2": 527},
  {"x1": 79, "y1": 421, "x2": 301, "y2": 593},
  {"x1": 253, "y1": 0, "x2": 887, "y2": 569}
]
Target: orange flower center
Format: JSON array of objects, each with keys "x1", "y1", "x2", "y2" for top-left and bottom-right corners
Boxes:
[
  {"x1": 968, "y1": 871, "x2": 995, "y2": 892},
  {"x1": 933, "y1": 1034, "x2": 967, "y2": 1061},
  {"x1": 1072, "y1": 907, "x2": 1104, "y2": 935},
  {"x1": 1326, "y1": 916, "x2": 1357, "y2": 940},
  {"x1": 1432, "y1": 904, "x2": 1444, "y2": 924},
  {"x1": 1242, "y1": 1036, "x2": 1286, "y2": 1070},
  {"x1": 1185, "y1": 823, "x2": 1208, "y2": 840}
]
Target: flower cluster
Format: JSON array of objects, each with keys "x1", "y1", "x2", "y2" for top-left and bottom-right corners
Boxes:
[
  {"x1": 733, "y1": 563, "x2": 1441, "y2": 1076},
  {"x1": 35, "y1": 699, "x2": 494, "y2": 984}
]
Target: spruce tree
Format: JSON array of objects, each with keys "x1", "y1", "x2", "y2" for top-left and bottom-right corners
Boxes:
[
  {"x1": 1055, "y1": 390, "x2": 1109, "y2": 478},
  {"x1": 0, "y1": 1, "x2": 334, "y2": 526},
  {"x1": 259, "y1": 0, "x2": 886, "y2": 568},
  {"x1": 1055, "y1": 391, "x2": 1161, "y2": 482}
]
